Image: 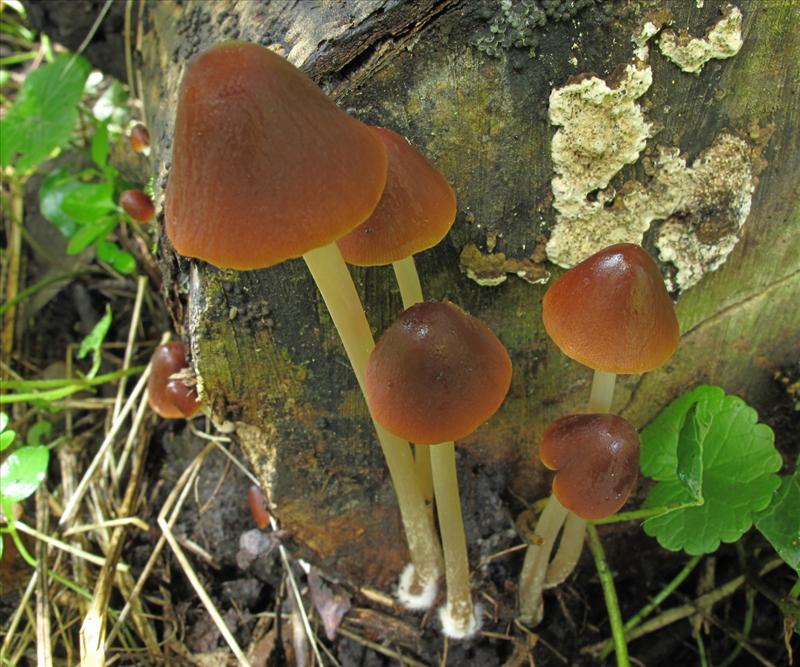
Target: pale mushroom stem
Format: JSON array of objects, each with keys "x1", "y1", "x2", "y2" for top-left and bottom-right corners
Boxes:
[
  {"x1": 429, "y1": 442, "x2": 478, "y2": 638},
  {"x1": 519, "y1": 370, "x2": 617, "y2": 624},
  {"x1": 392, "y1": 255, "x2": 434, "y2": 505},
  {"x1": 518, "y1": 494, "x2": 569, "y2": 624},
  {"x1": 304, "y1": 242, "x2": 442, "y2": 601}
]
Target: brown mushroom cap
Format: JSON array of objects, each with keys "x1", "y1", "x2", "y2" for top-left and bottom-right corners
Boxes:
[
  {"x1": 120, "y1": 190, "x2": 155, "y2": 223},
  {"x1": 365, "y1": 301, "x2": 512, "y2": 444},
  {"x1": 542, "y1": 243, "x2": 679, "y2": 374},
  {"x1": 165, "y1": 41, "x2": 387, "y2": 270},
  {"x1": 129, "y1": 124, "x2": 150, "y2": 152},
  {"x1": 147, "y1": 342, "x2": 200, "y2": 419},
  {"x1": 337, "y1": 126, "x2": 456, "y2": 266},
  {"x1": 539, "y1": 414, "x2": 640, "y2": 520}
]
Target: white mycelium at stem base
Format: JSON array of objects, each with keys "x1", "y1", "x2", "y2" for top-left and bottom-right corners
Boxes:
[{"x1": 304, "y1": 243, "x2": 442, "y2": 603}]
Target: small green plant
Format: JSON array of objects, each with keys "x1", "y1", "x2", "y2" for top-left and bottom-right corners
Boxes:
[
  {"x1": 0, "y1": 412, "x2": 51, "y2": 559},
  {"x1": 640, "y1": 384, "x2": 786, "y2": 557},
  {"x1": 2, "y1": 48, "x2": 142, "y2": 274}
]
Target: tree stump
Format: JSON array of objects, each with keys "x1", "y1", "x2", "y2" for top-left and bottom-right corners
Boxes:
[{"x1": 134, "y1": 0, "x2": 799, "y2": 590}]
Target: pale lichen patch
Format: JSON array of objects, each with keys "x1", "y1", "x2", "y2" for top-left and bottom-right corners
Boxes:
[
  {"x1": 655, "y1": 133, "x2": 755, "y2": 290},
  {"x1": 658, "y1": 5, "x2": 743, "y2": 74},
  {"x1": 546, "y1": 62, "x2": 655, "y2": 266}
]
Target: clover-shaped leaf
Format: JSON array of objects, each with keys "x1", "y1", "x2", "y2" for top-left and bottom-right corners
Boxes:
[
  {"x1": 640, "y1": 386, "x2": 782, "y2": 555},
  {"x1": 755, "y1": 457, "x2": 800, "y2": 572}
]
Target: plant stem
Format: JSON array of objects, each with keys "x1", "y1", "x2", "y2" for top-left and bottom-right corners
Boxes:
[
  {"x1": 0, "y1": 366, "x2": 145, "y2": 404},
  {"x1": 598, "y1": 555, "x2": 702, "y2": 660},
  {"x1": 304, "y1": 243, "x2": 442, "y2": 598},
  {"x1": 392, "y1": 255, "x2": 433, "y2": 505},
  {"x1": 586, "y1": 524, "x2": 629, "y2": 667},
  {"x1": 592, "y1": 502, "x2": 700, "y2": 525},
  {"x1": 429, "y1": 442, "x2": 476, "y2": 636}
]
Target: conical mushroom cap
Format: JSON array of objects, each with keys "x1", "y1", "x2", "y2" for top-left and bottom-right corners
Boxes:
[
  {"x1": 165, "y1": 42, "x2": 388, "y2": 270},
  {"x1": 539, "y1": 414, "x2": 640, "y2": 520},
  {"x1": 365, "y1": 301, "x2": 512, "y2": 444},
  {"x1": 542, "y1": 243, "x2": 679, "y2": 374},
  {"x1": 337, "y1": 126, "x2": 456, "y2": 266}
]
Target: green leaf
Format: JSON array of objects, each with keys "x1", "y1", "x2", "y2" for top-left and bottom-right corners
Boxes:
[
  {"x1": 111, "y1": 250, "x2": 136, "y2": 274},
  {"x1": 25, "y1": 421, "x2": 52, "y2": 447},
  {"x1": 66, "y1": 218, "x2": 116, "y2": 255},
  {"x1": 0, "y1": 412, "x2": 15, "y2": 451},
  {"x1": 61, "y1": 181, "x2": 116, "y2": 225},
  {"x1": 38, "y1": 167, "x2": 81, "y2": 237},
  {"x1": 77, "y1": 304, "x2": 112, "y2": 379},
  {"x1": 756, "y1": 458, "x2": 800, "y2": 572},
  {"x1": 91, "y1": 121, "x2": 109, "y2": 168},
  {"x1": 675, "y1": 404, "x2": 703, "y2": 502},
  {"x1": 641, "y1": 385, "x2": 725, "y2": 481},
  {"x1": 641, "y1": 387, "x2": 782, "y2": 555},
  {"x1": 0, "y1": 445, "x2": 49, "y2": 503},
  {"x1": 95, "y1": 238, "x2": 119, "y2": 263},
  {"x1": 0, "y1": 54, "x2": 91, "y2": 170}
]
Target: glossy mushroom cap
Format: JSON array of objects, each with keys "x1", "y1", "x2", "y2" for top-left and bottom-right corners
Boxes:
[
  {"x1": 540, "y1": 414, "x2": 639, "y2": 520},
  {"x1": 365, "y1": 301, "x2": 512, "y2": 444},
  {"x1": 542, "y1": 243, "x2": 679, "y2": 374},
  {"x1": 120, "y1": 190, "x2": 155, "y2": 223},
  {"x1": 337, "y1": 126, "x2": 457, "y2": 266},
  {"x1": 147, "y1": 342, "x2": 200, "y2": 419},
  {"x1": 129, "y1": 124, "x2": 150, "y2": 152},
  {"x1": 165, "y1": 41, "x2": 388, "y2": 270}
]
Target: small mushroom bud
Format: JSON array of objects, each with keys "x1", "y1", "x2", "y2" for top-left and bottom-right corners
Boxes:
[
  {"x1": 247, "y1": 485, "x2": 270, "y2": 530},
  {"x1": 129, "y1": 123, "x2": 150, "y2": 152},
  {"x1": 539, "y1": 414, "x2": 640, "y2": 520},
  {"x1": 120, "y1": 190, "x2": 155, "y2": 223},
  {"x1": 147, "y1": 342, "x2": 200, "y2": 419}
]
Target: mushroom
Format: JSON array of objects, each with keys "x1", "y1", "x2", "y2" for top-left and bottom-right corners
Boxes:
[
  {"x1": 119, "y1": 190, "x2": 155, "y2": 223},
  {"x1": 338, "y1": 125, "x2": 457, "y2": 502},
  {"x1": 128, "y1": 123, "x2": 150, "y2": 153},
  {"x1": 538, "y1": 414, "x2": 640, "y2": 520},
  {"x1": 164, "y1": 42, "x2": 442, "y2": 605},
  {"x1": 147, "y1": 342, "x2": 200, "y2": 419},
  {"x1": 338, "y1": 125, "x2": 457, "y2": 308},
  {"x1": 365, "y1": 301, "x2": 512, "y2": 638},
  {"x1": 519, "y1": 243, "x2": 678, "y2": 624}
]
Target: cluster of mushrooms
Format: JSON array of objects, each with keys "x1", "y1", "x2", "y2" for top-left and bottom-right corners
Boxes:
[{"x1": 144, "y1": 41, "x2": 680, "y2": 639}]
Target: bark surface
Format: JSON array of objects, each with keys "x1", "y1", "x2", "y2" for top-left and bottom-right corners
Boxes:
[{"x1": 131, "y1": 0, "x2": 798, "y2": 589}]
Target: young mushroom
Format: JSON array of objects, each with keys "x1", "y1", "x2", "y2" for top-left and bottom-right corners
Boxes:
[
  {"x1": 120, "y1": 190, "x2": 155, "y2": 223},
  {"x1": 147, "y1": 342, "x2": 201, "y2": 419},
  {"x1": 164, "y1": 41, "x2": 442, "y2": 605},
  {"x1": 128, "y1": 123, "x2": 150, "y2": 153},
  {"x1": 365, "y1": 301, "x2": 512, "y2": 638},
  {"x1": 338, "y1": 125, "x2": 457, "y2": 502},
  {"x1": 519, "y1": 243, "x2": 679, "y2": 624}
]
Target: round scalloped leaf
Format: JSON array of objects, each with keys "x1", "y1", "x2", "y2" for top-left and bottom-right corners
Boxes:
[
  {"x1": 640, "y1": 385, "x2": 726, "y2": 481},
  {"x1": 642, "y1": 391, "x2": 781, "y2": 555},
  {"x1": 755, "y1": 458, "x2": 800, "y2": 572}
]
